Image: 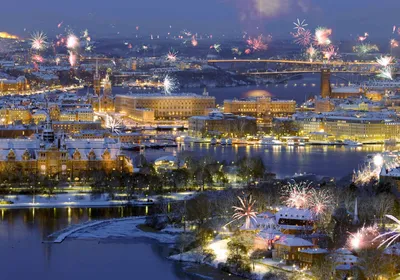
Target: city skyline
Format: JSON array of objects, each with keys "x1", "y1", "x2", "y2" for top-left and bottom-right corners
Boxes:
[{"x1": 1, "y1": 0, "x2": 400, "y2": 39}]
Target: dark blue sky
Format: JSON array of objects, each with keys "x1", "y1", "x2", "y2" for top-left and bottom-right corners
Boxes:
[{"x1": 1, "y1": 0, "x2": 399, "y2": 39}]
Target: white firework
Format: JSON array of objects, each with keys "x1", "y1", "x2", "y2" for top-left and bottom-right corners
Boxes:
[
  {"x1": 163, "y1": 74, "x2": 178, "y2": 95},
  {"x1": 30, "y1": 31, "x2": 48, "y2": 51},
  {"x1": 106, "y1": 115, "x2": 123, "y2": 134},
  {"x1": 293, "y1": 18, "x2": 308, "y2": 32},
  {"x1": 374, "y1": 215, "x2": 400, "y2": 248},
  {"x1": 166, "y1": 49, "x2": 178, "y2": 62},
  {"x1": 376, "y1": 56, "x2": 394, "y2": 67},
  {"x1": 378, "y1": 67, "x2": 393, "y2": 80},
  {"x1": 225, "y1": 195, "x2": 258, "y2": 230}
]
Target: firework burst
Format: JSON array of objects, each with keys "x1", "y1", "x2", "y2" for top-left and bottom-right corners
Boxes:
[
  {"x1": 246, "y1": 35, "x2": 268, "y2": 52},
  {"x1": 353, "y1": 43, "x2": 379, "y2": 56},
  {"x1": 30, "y1": 31, "x2": 48, "y2": 51},
  {"x1": 281, "y1": 181, "x2": 312, "y2": 209},
  {"x1": 225, "y1": 195, "x2": 258, "y2": 230},
  {"x1": 166, "y1": 49, "x2": 178, "y2": 62},
  {"x1": 322, "y1": 45, "x2": 336, "y2": 60},
  {"x1": 191, "y1": 36, "x2": 198, "y2": 47},
  {"x1": 210, "y1": 44, "x2": 222, "y2": 53},
  {"x1": 374, "y1": 215, "x2": 400, "y2": 248},
  {"x1": 347, "y1": 225, "x2": 379, "y2": 250},
  {"x1": 163, "y1": 74, "x2": 178, "y2": 94},
  {"x1": 306, "y1": 45, "x2": 317, "y2": 61},
  {"x1": 314, "y1": 27, "x2": 332, "y2": 46},
  {"x1": 293, "y1": 18, "x2": 308, "y2": 32},
  {"x1": 66, "y1": 34, "x2": 80, "y2": 50},
  {"x1": 293, "y1": 29, "x2": 312, "y2": 47},
  {"x1": 309, "y1": 189, "x2": 334, "y2": 216},
  {"x1": 390, "y1": 39, "x2": 399, "y2": 48},
  {"x1": 105, "y1": 115, "x2": 123, "y2": 134},
  {"x1": 376, "y1": 56, "x2": 394, "y2": 67}
]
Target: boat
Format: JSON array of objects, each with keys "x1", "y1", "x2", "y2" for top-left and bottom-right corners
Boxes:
[
  {"x1": 343, "y1": 139, "x2": 363, "y2": 146},
  {"x1": 287, "y1": 139, "x2": 295, "y2": 146},
  {"x1": 121, "y1": 143, "x2": 140, "y2": 151},
  {"x1": 260, "y1": 137, "x2": 282, "y2": 146},
  {"x1": 210, "y1": 138, "x2": 217, "y2": 145},
  {"x1": 226, "y1": 138, "x2": 232, "y2": 145},
  {"x1": 220, "y1": 138, "x2": 227, "y2": 145}
]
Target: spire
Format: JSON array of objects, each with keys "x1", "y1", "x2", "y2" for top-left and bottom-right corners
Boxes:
[
  {"x1": 352, "y1": 197, "x2": 360, "y2": 225},
  {"x1": 95, "y1": 58, "x2": 99, "y2": 77}
]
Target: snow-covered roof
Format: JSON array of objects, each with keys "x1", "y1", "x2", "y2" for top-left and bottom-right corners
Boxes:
[
  {"x1": 275, "y1": 207, "x2": 315, "y2": 222},
  {"x1": 154, "y1": 155, "x2": 178, "y2": 163},
  {"x1": 299, "y1": 248, "x2": 328, "y2": 254},
  {"x1": 275, "y1": 237, "x2": 313, "y2": 247}
]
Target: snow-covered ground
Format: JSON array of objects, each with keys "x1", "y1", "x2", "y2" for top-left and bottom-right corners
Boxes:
[
  {"x1": 1, "y1": 191, "x2": 196, "y2": 209},
  {"x1": 50, "y1": 217, "x2": 179, "y2": 243}
]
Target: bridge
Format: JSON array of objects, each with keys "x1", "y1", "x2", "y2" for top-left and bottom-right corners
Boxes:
[
  {"x1": 246, "y1": 70, "x2": 383, "y2": 75},
  {"x1": 207, "y1": 59, "x2": 388, "y2": 66}
]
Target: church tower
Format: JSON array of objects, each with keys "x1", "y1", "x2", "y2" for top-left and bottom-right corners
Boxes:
[
  {"x1": 320, "y1": 68, "x2": 332, "y2": 98},
  {"x1": 93, "y1": 59, "x2": 101, "y2": 96}
]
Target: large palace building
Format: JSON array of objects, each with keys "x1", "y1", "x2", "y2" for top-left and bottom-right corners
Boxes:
[
  {"x1": 0, "y1": 76, "x2": 29, "y2": 93},
  {"x1": 0, "y1": 119, "x2": 133, "y2": 178},
  {"x1": 114, "y1": 93, "x2": 216, "y2": 122}
]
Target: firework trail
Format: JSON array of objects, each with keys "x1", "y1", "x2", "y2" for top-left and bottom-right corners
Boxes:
[
  {"x1": 374, "y1": 215, "x2": 400, "y2": 248},
  {"x1": 68, "y1": 51, "x2": 77, "y2": 67},
  {"x1": 378, "y1": 67, "x2": 393, "y2": 80},
  {"x1": 225, "y1": 195, "x2": 258, "y2": 230}
]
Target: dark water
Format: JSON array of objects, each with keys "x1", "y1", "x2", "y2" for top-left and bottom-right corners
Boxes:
[
  {"x1": 130, "y1": 143, "x2": 386, "y2": 179},
  {"x1": 82, "y1": 72, "x2": 365, "y2": 104},
  {"x1": 0, "y1": 207, "x2": 238, "y2": 280}
]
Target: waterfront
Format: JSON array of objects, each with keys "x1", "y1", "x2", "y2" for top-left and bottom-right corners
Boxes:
[
  {"x1": 0, "y1": 207, "x2": 240, "y2": 280},
  {"x1": 133, "y1": 143, "x2": 387, "y2": 179}
]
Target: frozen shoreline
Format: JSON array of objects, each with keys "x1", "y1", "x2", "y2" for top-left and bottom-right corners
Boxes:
[
  {"x1": 48, "y1": 216, "x2": 180, "y2": 244},
  {"x1": 1, "y1": 192, "x2": 195, "y2": 209}
]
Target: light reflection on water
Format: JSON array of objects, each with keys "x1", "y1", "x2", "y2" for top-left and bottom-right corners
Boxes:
[{"x1": 139, "y1": 144, "x2": 388, "y2": 179}]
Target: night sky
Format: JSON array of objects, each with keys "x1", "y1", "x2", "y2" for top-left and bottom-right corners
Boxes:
[{"x1": 0, "y1": 0, "x2": 398, "y2": 39}]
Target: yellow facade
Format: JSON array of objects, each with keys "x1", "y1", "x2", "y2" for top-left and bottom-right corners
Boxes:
[{"x1": 115, "y1": 94, "x2": 215, "y2": 121}]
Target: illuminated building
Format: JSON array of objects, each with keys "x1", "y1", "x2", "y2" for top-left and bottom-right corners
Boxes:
[
  {"x1": 295, "y1": 111, "x2": 400, "y2": 142},
  {"x1": 115, "y1": 93, "x2": 215, "y2": 121},
  {"x1": 0, "y1": 119, "x2": 132, "y2": 178},
  {"x1": 315, "y1": 97, "x2": 335, "y2": 113},
  {"x1": 0, "y1": 76, "x2": 29, "y2": 93},
  {"x1": 224, "y1": 97, "x2": 271, "y2": 118},
  {"x1": 59, "y1": 108, "x2": 93, "y2": 122},
  {"x1": 52, "y1": 121, "x2": 102, "y2": 134},
  {"x1": 224, "y1": 97, "x2": 296, "y2": 117},
  {"x1": 188, "y1": 112, "x2": 257, "y2": 137},
  {"x1": 7, "y1": 107, "x2": 32, "y2": 124}
]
